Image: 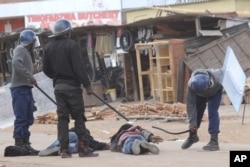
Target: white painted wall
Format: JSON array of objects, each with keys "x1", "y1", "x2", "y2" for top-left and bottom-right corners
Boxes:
[
  {"x1": 121, "y1": 0, "x2": 177, "y2": 8},
  {"x1": 0, "y1": 0, "x2": 122, "y2": 17},
  {"x1": 0, "y1": 0, "x2": 189, "y2": 18},
  {"x1": 0, "y1": 0, "x2": 207, "y2": 28}
]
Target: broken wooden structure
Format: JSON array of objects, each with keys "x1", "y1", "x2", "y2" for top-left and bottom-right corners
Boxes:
[
  {"x1": 134, "y1": 40, "x2": 188, "y2": 103},
  {"x1": 34, "y1": 101, "x2": 188, "y2": 124}
]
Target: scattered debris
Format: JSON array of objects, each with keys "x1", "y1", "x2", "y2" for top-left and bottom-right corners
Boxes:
[
  {"x1": 35, "y1": 112, "x2": 58, "y2": 124},
  {"x1": 117, "y1": 102, "x2": 187, "y2": 118},
  {"x1": 34, "y1": 101, "x2": 188, "y2": 124}
]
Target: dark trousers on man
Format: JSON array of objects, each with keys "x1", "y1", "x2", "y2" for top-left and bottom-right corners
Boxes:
[
  {"x1": 54, "y1": 88, "x2": 89, "y2": 152},
  {"x1": 196, "y1": 89, "x2": 222, "y2": 134}
]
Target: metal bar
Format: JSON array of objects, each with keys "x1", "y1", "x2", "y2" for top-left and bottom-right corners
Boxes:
[{"x1": 242, "y1": 102, "x2": 246, "y2": 125}]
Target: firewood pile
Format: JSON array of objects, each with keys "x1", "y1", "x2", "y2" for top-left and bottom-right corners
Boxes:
[
  {"x1": 86, "y1": 102, "x2": 187, "y2": 121},
  {"x1": 34, "y1": 102, "x2": 188, "y2": 124},
  {"x1": 35, "y1": 112, "x2": 58, "y2": 124},
  {"x1": 116, "y1": 102, "x2": 187, "y2": 120}
]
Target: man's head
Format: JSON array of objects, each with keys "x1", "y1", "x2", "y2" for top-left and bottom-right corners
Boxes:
[
  {"x1": 49, "y1": 19, "x2": 72, "y2": 38},
  {"x1": 20, "y1": 29, "x2": 36, "y2": 47},
  {"x1": 190, "y1": 73, "x2": 210, "y2": 93}
]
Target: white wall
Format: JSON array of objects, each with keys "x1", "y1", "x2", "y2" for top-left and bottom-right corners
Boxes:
[
  {"x1": 0, "y1": 0, "x2": 208, "y2": 18},
  {"x1": 121, "y1": 0, "x2": 172, "y2": 8},
  {"x1": 0, "y1": 0, "x2": 122, "y2": 17},
  {"x1": 0, "y1": 0, "x2": 212, "y2": 20}
]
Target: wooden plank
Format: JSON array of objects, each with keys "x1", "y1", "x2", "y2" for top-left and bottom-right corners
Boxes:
[
  {"x1": 135, "y1": 48, "x2": 144, "y2": 102},
  {"x1": 135, "y1": 40, "x2": 185, "y2": 103},
  {"x1": 177, "y1": 58, "x2": 184, "y2": 102}
]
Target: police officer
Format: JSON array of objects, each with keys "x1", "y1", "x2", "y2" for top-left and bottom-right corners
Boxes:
[
  {"x1": 10, "y1": 29, "x2": 39, "y2": 155},
  {"x1": 42, "y1": 19, "x2": 98, "y2": 158},
  {"x1": 182, "y1": 68, "x2": 223, "y2": 151}
]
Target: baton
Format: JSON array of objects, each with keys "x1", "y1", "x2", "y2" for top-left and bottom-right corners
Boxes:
[
  {"x1": 152, "y1": 126, "x2": 190, "y2": 135},
  {"x1": 35, "y1": 85, "x2": 57, "y2": 105},
  {"x1": 35, "y1": 85, "x2": 129, "y2": 122},
  {"x1": 92, "y1": 92, "x2": 129, "y2": 121}
]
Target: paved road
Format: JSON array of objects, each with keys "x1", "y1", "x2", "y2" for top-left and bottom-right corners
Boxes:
[
  {"x1": 0, "y1": 131, "x2": 249, "y2": 167},
  {"x1": 1, "y1": 104, "x2": 250, "y2": 167}
]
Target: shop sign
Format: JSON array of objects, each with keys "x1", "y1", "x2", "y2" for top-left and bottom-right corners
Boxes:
[{"x1": 25, "y1": 10, "x2": 121, "y2": 29}]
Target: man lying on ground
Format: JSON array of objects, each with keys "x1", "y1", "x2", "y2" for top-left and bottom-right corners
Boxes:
[
  {"x1": 110, "y1": 123, "x2": 163, "y2": 155},
  {"x1": 39, "y1": 128, "x2": 110, "y2": 156}
]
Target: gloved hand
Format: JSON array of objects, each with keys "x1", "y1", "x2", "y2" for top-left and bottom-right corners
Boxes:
[
  {"x1": 150, "y1": 136, "x2": 163, "y2": 144},
  {"x1": 86, "y1": 87, "x2": 93, "y2": 95}
]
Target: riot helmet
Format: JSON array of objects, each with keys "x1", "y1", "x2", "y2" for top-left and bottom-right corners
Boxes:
[
  {"x1": 20, "y1": 30, "x2": 36, "y2": 46},
  {"x1": 190, "y1": 73, "x2": 210, "y2": 93},
  {"x1": 49, "y1": 19, "x2": 72, "y2": 38}
]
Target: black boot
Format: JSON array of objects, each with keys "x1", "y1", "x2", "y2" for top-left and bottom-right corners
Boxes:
[
  {"x1": 59, "y1": 149, "x2": 72, "y2": 158},
  {"x1": 181, "y1": 131, "x2": 199, "y2": 149},
  {"x1": 23, "y1": 137, "x2": 40, "y2": 155},
  {"x1": 77, "y1": 141, "x2": 99, "y2": 157},
  {"x1": 15, "y1": 138, "x2": 25, "y2": 147},
  {"x1": 203, "y1": 134, "x2": 219, "y2": 151},
  {"x1": 12, "y1": 138, "x2": 30, "y2": 156}
]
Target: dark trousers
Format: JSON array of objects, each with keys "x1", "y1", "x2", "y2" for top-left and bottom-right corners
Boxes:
[
  {"x1": 196, "y1": 89, "x2": 222, "y2": 134},
  {"x1": 10, "y1": 87, "x2": 34, "y2": 139},
  {"x1": 54, "y1": 88, "x2": 89, "y2": 151}
]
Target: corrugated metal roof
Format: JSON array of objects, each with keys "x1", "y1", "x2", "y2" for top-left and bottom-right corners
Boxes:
[
  {"x1": 184, "y1": 22, "x2": 250, "y2": 50},
  {"x1": 184, "y1": 22, "x2": 250, "y2": 72},
  {"x1": 125, "y1": 11, "x2": 238, "y2": 27},
  {"x1": 153, "y1": 7, "x2": 238, "y2": 17},
  {"x1": 0, "y1": 11, "x2": 242, "y2": 41}
]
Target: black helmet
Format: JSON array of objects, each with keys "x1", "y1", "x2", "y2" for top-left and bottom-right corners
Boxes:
[
  {"x1": 49, "y1": 19, "x2": 72, "y2": 38},
  {"x1": 20, "y1": 30, "x2": 36, "y2": 46}
]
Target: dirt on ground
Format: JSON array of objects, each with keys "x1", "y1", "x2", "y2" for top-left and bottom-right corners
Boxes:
[
  {"x1": 0, "y1": 101, "x2": 250, "y2": 167},
  {"x1": 1, "y1": 101, "x2": 250, "y2": 145}
]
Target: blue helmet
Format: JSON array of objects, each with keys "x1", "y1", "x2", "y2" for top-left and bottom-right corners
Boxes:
[
  {"x1": 20, "y1": 30, "x2": 36, "y2": 46},
  {"x1": 49, "y1": 19, "x2": 72, "y2": 38},
  {"x1": 190, "y1": 73, "x2": 210, "y2": 93}
]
